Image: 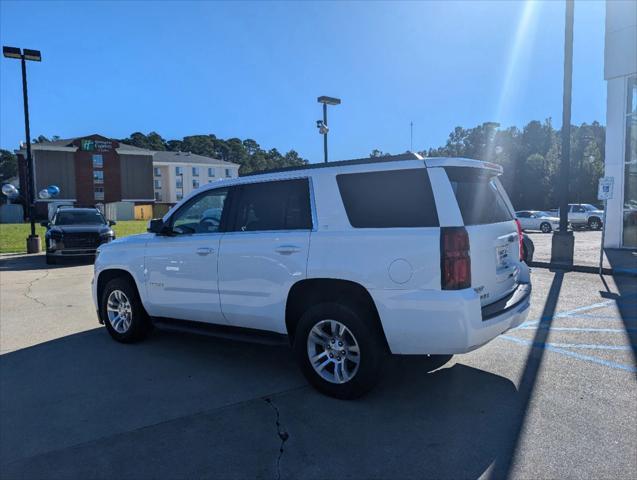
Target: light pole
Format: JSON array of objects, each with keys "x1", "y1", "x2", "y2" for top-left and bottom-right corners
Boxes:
[
  {"x1": 317, "y1": 96, "x2": 341, "y2": 163},
  {"x1": 3, "y1": 46, "x2": 42, "y2": 253},
  {"x1": 551, "y1": 0, "x2": 575, "y2": 265}
]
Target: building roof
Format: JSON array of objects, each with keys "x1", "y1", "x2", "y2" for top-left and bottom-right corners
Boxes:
[
  {"x1": 152, "y1": 150, "x2": 238, "y2": 167},
  {"x1": 20, "y1": 135, "x2": 238, "y2": 166}
]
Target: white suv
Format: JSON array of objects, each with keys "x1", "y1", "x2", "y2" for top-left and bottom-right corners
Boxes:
[{"x1": 93, "y1": 154, "x2": 531, "y2": 398}]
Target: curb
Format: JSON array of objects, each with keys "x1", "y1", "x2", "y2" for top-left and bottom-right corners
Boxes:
[{"x1": 529, "y1": 261, "x2": 636, "y2": 277}]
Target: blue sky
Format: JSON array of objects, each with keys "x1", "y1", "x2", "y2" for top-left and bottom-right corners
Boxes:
[{"x1": 0, "y1": 0, "x2": 605, "y2": 163}]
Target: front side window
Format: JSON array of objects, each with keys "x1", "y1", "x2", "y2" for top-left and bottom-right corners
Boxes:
[
  {"x1": 516, "y1": 211, "x2": 530, "y2": 218},
  {"x1": 92, "y1": 154, "x2": 103, "y2": 168},
  {"x1": 171, "y1": 188, "x2": 228, "y2": 234},
  {"x1": 337, "y1": 169, "x2": 439, "y2": 228},
  {"x1": 231, "y1": 179, "x2": 312, "y2": 232}
]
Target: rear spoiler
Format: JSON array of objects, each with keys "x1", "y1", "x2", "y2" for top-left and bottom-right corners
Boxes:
[{"x1": 424, "y1": 157, "x2": 503, "y2": 175}]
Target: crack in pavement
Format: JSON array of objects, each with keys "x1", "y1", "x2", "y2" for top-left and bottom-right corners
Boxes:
[
  {"x1": 22, "y1": 270, "x2": 50, "y2": 307},
  {"x1": 264, "y1": 397, "x2": 289, "y2": 480}
]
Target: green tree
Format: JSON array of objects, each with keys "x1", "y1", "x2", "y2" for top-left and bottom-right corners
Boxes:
[{"x1": 0, "y1": 149, "x2": 18, "y2": 182}]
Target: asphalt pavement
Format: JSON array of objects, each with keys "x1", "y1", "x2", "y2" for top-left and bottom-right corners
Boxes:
[{"x1": 0, "y1": 253, "x2": 635, "y2": 479}]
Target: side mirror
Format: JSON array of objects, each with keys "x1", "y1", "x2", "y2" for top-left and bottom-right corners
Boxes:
[
  {"x1": 108, "y1": 220, "x2": 116, "y2": 226},
  {"x1": 40, "y1": 221, "x2": 49, "y2": 227},
  {"x1": 148, "y1": 218, "x2": 173, "y2": 235}
]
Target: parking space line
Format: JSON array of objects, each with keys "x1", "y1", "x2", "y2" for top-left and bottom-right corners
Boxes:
[
  {"x1": 516, "y1": 326, "x2": 637, "y2": 333},
  {"x1": 500, "y1": 335, "x2": 637, "y2": 373}
]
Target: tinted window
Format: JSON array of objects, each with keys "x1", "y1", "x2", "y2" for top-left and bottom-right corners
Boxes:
[
  {"x1": 54, "y1": 210, "x2": 106, "y2": 226},
  {"x1": 336, "y1": 169, "x2": 439, "y2": 228},
  {"x1": 445, "y1": 167, "x2": 513, "y2": 225},
  {"x1": 516, "y1": 211, "x2": 530, "y2": 218},
  {"x1": 231, "y1": 179, "x2": 312, "y2": 232},
  {"x1": 171, "y1": 188, "x2": 228, "y2": 234}
]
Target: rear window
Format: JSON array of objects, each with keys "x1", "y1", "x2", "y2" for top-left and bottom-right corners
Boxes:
[
  {"x1": 445, "y1": 167, "x2": 513, "y2": 225},
  {"x1": 336, "y1": 168, "x2": 439, "y2": 228}
]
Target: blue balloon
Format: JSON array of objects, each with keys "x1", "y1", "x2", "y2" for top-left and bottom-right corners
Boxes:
[{"x1": 46, "y1": 185, "x2": 60, "y2": 197}]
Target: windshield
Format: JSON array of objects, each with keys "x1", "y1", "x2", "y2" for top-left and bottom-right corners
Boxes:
[{"x1": 53, "y1": 210, "x2": 106, "y2": 226}]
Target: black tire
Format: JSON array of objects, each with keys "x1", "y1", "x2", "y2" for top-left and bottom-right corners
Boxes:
[
  {"x1": 293, "y1": 302, "x2": 386, "y2": 399},
  {"x1": 100, "y1": 277, "x2": 152, "y2": 343},
  {"x1": 45, "y1": 255, "x2": 56, "y2": 265},
  {"x1": 540, "y1": 222, "x2": 552, "y2": 233},
  {"x1": 588, "y1": 217, "x2": 602, "y2": 230}
]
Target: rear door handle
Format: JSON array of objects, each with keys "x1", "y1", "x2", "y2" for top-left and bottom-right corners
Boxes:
[
  {"x1": 196, "y1": 247, "x2": 214, "y2": 256},
  {"x1": 275, "y1": 245, "x2": 301, "y2": 255}
]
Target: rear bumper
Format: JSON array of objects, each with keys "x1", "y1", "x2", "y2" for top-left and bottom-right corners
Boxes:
[{"x1": 371, "y1": 281, "x2": 531, "y2": 355}]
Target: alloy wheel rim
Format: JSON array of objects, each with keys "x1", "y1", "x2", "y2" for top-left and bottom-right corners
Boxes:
[
  {"x1": 106, "y1": 290, "x2": 133, "y2": 334},
  {"x1": 541, "y1": 223, "x2": 550, "y2": 233},
  {"x1": 307, "y1": 319, "x2": 360, "y2": 384}
]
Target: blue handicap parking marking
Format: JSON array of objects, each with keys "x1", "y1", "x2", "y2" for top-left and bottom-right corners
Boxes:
[{"x1": 502, "y1": 297, "x2": 637, "y2": 373}]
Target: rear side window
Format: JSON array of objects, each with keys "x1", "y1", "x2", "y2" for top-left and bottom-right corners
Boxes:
[
  {"x1": 445, "y1": 167, "x2": 513, "y2": 225},
  {"x1": 336, "y1": 168, "x2": 439, "y2": 228},
  {"x1": 231, "y1": 178, "x2": 312, "y2": 231}
]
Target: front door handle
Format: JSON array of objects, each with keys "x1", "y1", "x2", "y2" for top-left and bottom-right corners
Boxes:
[
  {"x1": 196, "y1": 247, "x2": 213, "y2": 256},
  {"x1": 275, "y1": 245, "x2": 301, "y2": 255}
]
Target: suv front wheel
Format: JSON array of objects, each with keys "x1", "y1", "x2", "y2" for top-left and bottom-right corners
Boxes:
[
  {"x1": 293, "y1": 302, "x2": 385, "y2": 399},
  {"x1": 101, "y1": 277, "x2": 152, "y2": 343}
]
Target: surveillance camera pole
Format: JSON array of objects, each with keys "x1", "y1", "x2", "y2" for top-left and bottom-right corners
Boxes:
[
  {"x1": 20, "y1": 54, "x2": 37, "y2": 241},
  {"x1": 322, "y1": 103, "x2": 328, "y2": 163}
]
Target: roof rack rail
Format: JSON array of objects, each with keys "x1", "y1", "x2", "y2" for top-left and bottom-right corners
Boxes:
[{"x1": 242, "y1": 152, "x2": 423, "y2": 177}]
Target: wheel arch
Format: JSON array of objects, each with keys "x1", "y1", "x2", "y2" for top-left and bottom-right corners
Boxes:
[
  {"x1": 96, "y1": 268, "x2": 143, "y2": 318},
  {"x1": 285, "y1": 278, "x2": 389, "y2": 352}
]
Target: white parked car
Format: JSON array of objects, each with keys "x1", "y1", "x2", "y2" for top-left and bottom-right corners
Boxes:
[
  {"x1": 515, "y1": 210, "x2": 560, "y2": 233},
  {"x1": 549, "y1": 204, "x2": 604, "y2": 230},
  {"x1": 93, "y1": 154, "x2": 531, "y2": 398}
]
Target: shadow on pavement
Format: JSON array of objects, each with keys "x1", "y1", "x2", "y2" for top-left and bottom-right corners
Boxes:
[
  {"x1": 0, "y1": 254, "x2": 93, "y2": 272},
  {"x1": 490, "y1": 270, "x2": 564, "y2": 479},
  {"x1": 1, "y1": 326, "x2": 520, "y2": 479}
]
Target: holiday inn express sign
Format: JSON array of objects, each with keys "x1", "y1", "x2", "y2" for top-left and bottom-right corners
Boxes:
[{"x1": 80, "y1": 138, "x2": 115, "y2": 152}]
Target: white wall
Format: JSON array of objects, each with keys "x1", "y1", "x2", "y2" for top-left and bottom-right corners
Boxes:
[
  {"x1": 153, "y1": 162, "x2": 239, "y2": 203},
  {"x1": 603, "y1": 0, "x2": 637, "y2": 248}
]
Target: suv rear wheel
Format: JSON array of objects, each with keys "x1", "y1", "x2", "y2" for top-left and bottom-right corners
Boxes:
[
  {"x1": 293, "y1": 302, "x2": 385, "y2": 399},
  {"x1": 101, "y1": 277, "x2": 152, "y2": 343},
  {"x1": 540, "y1": 222, "x2": 552, "y2": 233}
]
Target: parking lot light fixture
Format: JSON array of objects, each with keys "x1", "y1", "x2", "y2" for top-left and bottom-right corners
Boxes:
[
  {"x1": 3, "y1": 45, "x2": 42, "y2": 253},
  {"x1": 317, "y1": 96, "x2": 341, "y2": 163}
]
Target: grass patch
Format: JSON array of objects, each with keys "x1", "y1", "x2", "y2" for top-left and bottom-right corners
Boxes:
[{"x1": 0, "y1": 220, "x2": 148, "y2": 254}]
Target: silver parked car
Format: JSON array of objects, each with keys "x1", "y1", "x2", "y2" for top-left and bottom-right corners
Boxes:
[{"x1": 515, "y1": 210, "x2": 560, "y2": 233}]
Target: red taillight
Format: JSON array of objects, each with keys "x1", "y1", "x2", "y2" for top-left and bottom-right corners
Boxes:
[
  {"x1": 514, "y1": 218, "x2": 524, "y2": 261},
  {"x1": 441, "y1": 227, "x2": 471, "y2": 290}
]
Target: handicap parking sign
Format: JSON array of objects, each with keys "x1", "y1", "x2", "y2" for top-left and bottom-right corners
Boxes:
[{"x1": 597, "y1": 177, "x2": 614, "y2": 200}]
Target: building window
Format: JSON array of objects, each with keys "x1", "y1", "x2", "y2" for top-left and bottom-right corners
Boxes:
[
  {"x1": 192, "y1": 179, "x2": 200, "y2": 189},
  {"x1": 155, "y1": 191, "x2": 162, "y2": 201},
  {"x1": 623, "y1": 75, "x2": 637, "y2": 247},
  {"x1": 154, "y1": 179, "x2": 162, "y2": 189},
  {"x1": 176, "y1": 177, "x2": 183, "y2": 188},
  {"x1": 225, "y1": 168, "x2": 231, "y2": 178},
  {"x1": 93, "y1": 170, "x2": 104, "y2": 184},
  {"x1": 176, "y1": 166, "x2": 183, "y2": 175},
  {"x1": 192, "y1": 167, "x2": 200, "y2": 177},
  {"x1": 208, "y1": 167, "x2": 215, "y2": 177},
  {"x1": 92, "y1": 154, "x2": 103, "y2": 168},
  {"x1": 154, "y1": 167, "x2": 161, "y2": 177},
  {"x1": 176, "y1": 192, "x2": 183, "y2": 201},
  {"x1": 94, "y1": 186, "x2": 104, "y2": 200}
]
